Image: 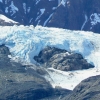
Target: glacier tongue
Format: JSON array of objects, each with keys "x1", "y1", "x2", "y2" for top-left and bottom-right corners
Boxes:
[
  {"x1": 0, "y1": 25, "x2": 98, "y2": 66},
  {"x1": 0, "y1": 25, "x2": 100, "y2": 89}
]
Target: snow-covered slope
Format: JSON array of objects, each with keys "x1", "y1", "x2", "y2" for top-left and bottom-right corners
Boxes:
[
  {"x1": 0, "y1": 14, "x2": 18, "y2": 23},
  {"x1": 0, "y1": 25, "x2": 100, "y2": 90},
  {"x1": 0, "y1": 14, "x2": 19, "y2": 25}
]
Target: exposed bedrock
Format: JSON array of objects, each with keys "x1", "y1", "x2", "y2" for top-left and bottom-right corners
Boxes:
[{"x1": 34, "y1": 46, "x2": 94, "y2": 71}]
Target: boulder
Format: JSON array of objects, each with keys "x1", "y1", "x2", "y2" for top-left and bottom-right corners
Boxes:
[{"x1": 34, "y1": 46, "x2": 94, "y2": 71}]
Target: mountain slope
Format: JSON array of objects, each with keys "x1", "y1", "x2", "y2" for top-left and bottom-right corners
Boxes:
[
  {"x1": 0, "y1": 0, "x2": 58, "y2": 26},
  {"x1": 47, "y1": 0, "x2": 100, "y2": 33},
  {"x1": 0, "y1": 0, "x2": 100, "y2": 33},
  {"x1": 0, "y1": 45, "x2": 53, "y2": 100}
]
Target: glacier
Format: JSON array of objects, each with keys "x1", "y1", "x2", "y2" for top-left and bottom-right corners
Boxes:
[{"x1": 0, "y1": 25, "x2": 100, "y2": 90}]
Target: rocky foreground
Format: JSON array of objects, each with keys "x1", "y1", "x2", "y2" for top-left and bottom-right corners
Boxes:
[
  {"x1": 0, "y1": 45, "x2": 100, "y2": 100},
  {"x1": 0, "y1": 45, "x2": 72, "y2": 100},
  {"x1": 64, "y1": 75, "x2": 100, "y2": 100},
  {"x1": 0, "y1": 45, "x2": 52, "y2": 99}
]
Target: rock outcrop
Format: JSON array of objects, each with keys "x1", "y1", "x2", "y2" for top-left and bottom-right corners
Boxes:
[
  {"x1": 34, "y1": 46, "x2": 94, "y2": 71},
  {"x1": 65, "y1": 75, "x2": 100, "y2": 100}
]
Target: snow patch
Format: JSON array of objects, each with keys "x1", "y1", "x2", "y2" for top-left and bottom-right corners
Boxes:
[
  {"x1": 5, "y1": 0, "x2": 7, "y2": 4},
  {"x1": 5, "y1": 7, "x2": 8, "y2": 13},
  {"x1": 40, "y1": 9, "x2": 45, "y2": 14},
  {"x1": 9, "y1": 1, "x2": 19, "y2": 16},
  {"x1": 0, "y1": 0, "x2": 2, "y2": 3},
  {"x1": 35, "y1": 8, "x2": 45, "y2": 21},
  {"x1": 43, "y1": 13, "x2": 53, "y2": 26},
  {"x1": 81, "y1": 14, "x2": 88, "y2": 30},
  {"x1": 52, "y1": 7, "x2": 57, "y2": 10},
  {"x1": 23, "y1": 3, "x2": 26, "y2": 14},
  {"x1": 45, "y1": 67, "x2": 100, "y2": 90},
  {"x1": 36, "y1": 0, "x2": 41, "y2": 4},
  {"x1": 37, "y1": 20, "x2": 41, "y2": 25},
  {"x1": 58, "y1": 0, "x2": 67, "y2": 7},
  {"x1": 90, "y1": 13, "x2": 100, "y2": 26},
  {"x1": 27, "y1": 7, "x2": 31, "y2": 13},
  {"x1": 61, "y1": 0, "x2": 66, "y2": 6},
  {"x1": 29, "y1": 18, "x2": 33, "y2": 24},
  {"x1": 58, "y1": 0, "x2": 62, "y2": 5}
]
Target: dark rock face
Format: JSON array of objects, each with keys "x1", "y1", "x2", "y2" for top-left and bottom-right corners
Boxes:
[
  {"x1": 34, "y1": 46, "x2": 94, "y2": 71},
  {"x1": 0, "y1": 0, "x2": 100, "y2": 33},
  {"x1": 0, "y1": 0, "x2": 58, "y2": 26},
  {"x1": 0, "y1": 45, "x2": 54, "y2": 100},
  {"x1": 47, "y1": 0, "x2": 100, "y2": 33},
  {"x1": 47, "y1": 0, "x2": 84, "y2": 30},
  {"x1": 65, "y1": 75, "x2": 100, "y2": 100},
  {"x1": 41, "y1": 87, "x2": 71, "y2": 100}
]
